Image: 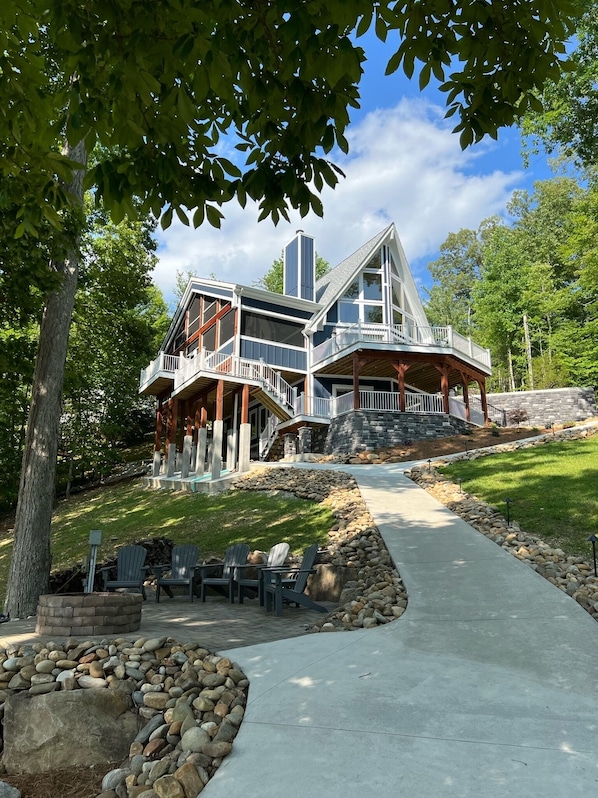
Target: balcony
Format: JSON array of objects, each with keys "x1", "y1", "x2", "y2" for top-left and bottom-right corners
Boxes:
[
  {"x1": 311, "y1": 322, "x2": 491, "y2": 372},
  {"x1": 139, "y1": 353, "x2": 181, "y2": 396}
]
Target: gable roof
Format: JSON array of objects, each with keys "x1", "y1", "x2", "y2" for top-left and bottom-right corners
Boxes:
[{"x1": 309, "y1": 224, "x2": 394, "y2": 331}]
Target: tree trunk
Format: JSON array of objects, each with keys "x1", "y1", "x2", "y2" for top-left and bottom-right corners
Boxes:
[
  {"x1": 4, "y1": 139, "x2": 87, "y2": 619},
  {"x1": 523, "y1": 314, "x2": 534, "y2": 391},
  {"x1": 507, "y1": 349, "x2": 516, "y2": 392}
]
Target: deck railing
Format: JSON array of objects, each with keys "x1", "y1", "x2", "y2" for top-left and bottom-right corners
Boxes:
[
  {"x1": 311, "y1": 322, "x2": 490, "y2": 369},
  {"x1": 172, "y1": 349, "x2": 296, "y2": 414},
  {"x1": 139, "y1": 352, "x2": 181, "y2": 388}
]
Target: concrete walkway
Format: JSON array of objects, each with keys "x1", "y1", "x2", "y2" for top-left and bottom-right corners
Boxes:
[{"x1": 204, "y1": 464, "x2": 598, "y2": 797}]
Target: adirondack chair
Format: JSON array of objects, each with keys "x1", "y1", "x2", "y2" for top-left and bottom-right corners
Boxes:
[
  {"x1": 153, "y1": 544, "x2": 200, "y2": 603},
  {"x1": 236, "y1": 542, "x2": 290, "y2": 604},
  {"x1": 263, "y1": 543, "x2": 328, "y2": 617},
  {"x1": 100, "y1": 544, "x2": 147, "y2": 599},
  {"x1": 198, "y1": 543, "x2": 250, "y2": 603}
]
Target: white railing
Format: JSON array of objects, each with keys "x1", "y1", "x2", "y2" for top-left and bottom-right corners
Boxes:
[
  {"x1": 259, "y1": 414, "x2": 279, "y2": 458},
  {"x1": 295, "y1": 395, "x2": 334, "y2": 418},
  {"x1": 449, "y1": 396, "x2": 485, "y2": 426},
  {"x1": 139, "y1": 352, "x2": 181, "y2": 388},
  {"x1": 311, "y1": 322, "x2": 491, "y2": 369},
  {"x1": 171, "y1": 349, "x2": 296, "y2": 414},
  {"x1": 405, "y1": 392, "x2": 445, "y2": 414}
]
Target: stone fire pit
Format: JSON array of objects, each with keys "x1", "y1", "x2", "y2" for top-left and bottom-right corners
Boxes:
[{"x1": 35, "y1": 592, "x2": 143, "y2": 637}]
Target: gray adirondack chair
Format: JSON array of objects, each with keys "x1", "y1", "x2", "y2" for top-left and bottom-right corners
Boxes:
[
  {"x1": 100, "y1": 544, "x2": 147, "y2": 599},
  {"x1": 263, "y1": 543, "x2": 327, "y2": 617},
  {"x1": 154, "y1": 544, "x2": 200, "y2": 602},
  {"x1": 198, "y1": 543, "x2": 250, "y2": 603},
  {"x1": 236, "y1": 542, "x2": 290, "y2": 604}
]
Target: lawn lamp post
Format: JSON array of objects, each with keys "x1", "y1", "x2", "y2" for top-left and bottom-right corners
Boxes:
[
  {"x1": 505, "y1": 497, "x2": 512, "y2": 527},
  {"x1": 588, "y1": 534, "x2": 597, "y2": 577}
]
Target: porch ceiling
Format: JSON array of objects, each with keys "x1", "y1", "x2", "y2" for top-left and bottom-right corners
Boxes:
[{"x1": 314, "y1": 350, "x2": 487, "y2": 393}]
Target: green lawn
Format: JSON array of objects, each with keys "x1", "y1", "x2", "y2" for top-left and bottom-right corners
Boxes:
[
  {"x1": 0, "y1": 481, "x2": 334, "y2": 599},
  {"x1": 439, "y1": 435, "x2": 598, "y2": 556}
]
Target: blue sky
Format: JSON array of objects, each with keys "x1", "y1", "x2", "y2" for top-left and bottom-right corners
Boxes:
[{"x1": 154, "y1": 32, "x2": 555, "y2": 307}]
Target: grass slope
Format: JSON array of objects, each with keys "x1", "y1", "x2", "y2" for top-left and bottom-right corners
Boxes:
[
  {"x1": 0, "y1": 481, "x2": 334, "y2": 600},
  {"x1": 439, "y1": 435, "x2": 598, "y2": 556}
]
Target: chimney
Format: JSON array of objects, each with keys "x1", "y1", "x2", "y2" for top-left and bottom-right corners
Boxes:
[{"x1": 283, "y1": 231, "x2": 315, "y2": 301}]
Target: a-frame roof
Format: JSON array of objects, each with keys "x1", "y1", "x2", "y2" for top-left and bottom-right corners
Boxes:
[
  {"x1": 315, "y1": 224, "x2": 392, "y2": 307},
  {"x1": 308, "y1": 222, "x2": 428, "y2": 332}
]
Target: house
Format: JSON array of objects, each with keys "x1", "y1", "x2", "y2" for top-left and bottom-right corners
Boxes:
[{"x1": 139, "y1": 223, "x2": 493, "y2": 482}]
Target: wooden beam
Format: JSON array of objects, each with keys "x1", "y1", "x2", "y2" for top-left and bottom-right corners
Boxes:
[
  {"x1": 154, "y1": 401, "x2": 163, "y2": 452},
  {"x1": 352, "y1": 352, "x2": 361, "y2": 410},
  {"x1": 215, "y1": 379, "x2": 224, "y2": 421},
  {"x1": 241, "y1": 383, "x2": 249, "y2": 424},
  {"x1": 479, "y1": 378, "x2": 488, "y2": 424},
  {"x1": 392, "y1": 362, "x2": 411, "y2": 413}
]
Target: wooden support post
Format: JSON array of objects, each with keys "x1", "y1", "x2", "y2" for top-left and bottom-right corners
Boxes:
[
  {"x1": 352, "y1": 352, "x2": 361, "y2": 410},
  {"x1": 241, "y1": 383, "x2": 249, "y2": 424},
  {"x1": 215, "y1": 379, "x2": 224, "y2": 421},
  {"x1": 479, "y1": 378, "x2": 489, "y2": 424},
  {"x1": 440, "y1": 366, "x2": 450, "y2": 414},
  {"x1": 392, "y1": 363, "x2": 410, "y2": 413},
  {"x1": 462, "y1": 380, "x2": 470, "y2": 422}
]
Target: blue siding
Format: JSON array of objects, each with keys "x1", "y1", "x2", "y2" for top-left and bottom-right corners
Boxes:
[
  {"x1": 190, "y1": 283, "x2": 233, "y2": 300},
  {"x1": 313, "y1": 323, "x2": 337, "y2": 346},
  {"x1": 240, "y1": 338, "x2": 307, "y2": 371},
  {"x1": 241, "y1": 296, "x2": 312, "y2": 320},
  {"x1": 300, "y1": 235, "x2": 314, "y2": 301},
  {"x1": 284, "y1": 238, "x2": 299, "y2": 297}
]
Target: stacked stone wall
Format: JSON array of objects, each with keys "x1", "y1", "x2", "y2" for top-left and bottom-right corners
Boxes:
[
  {"x1": 488, "y1": 387, "x2": 596, "y2": 427},
  {"x1": 323, "y1": 411, "x2": 472, "y2": 456}
]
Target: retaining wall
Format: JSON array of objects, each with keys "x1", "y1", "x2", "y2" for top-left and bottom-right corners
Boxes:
[{"x1": 487, "y1": 387, "x2": 596, "y2": 427}]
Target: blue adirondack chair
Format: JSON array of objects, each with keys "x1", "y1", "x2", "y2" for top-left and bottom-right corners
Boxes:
[
  {"x1": 236, "y1": 542, "x2": 290, "y2": 604},
  {"x1": 153, "y1": 544, "x2": 200, "y2": 602},
  {"x1": 198, "y1": 543, "x2": 250, "y2": 603},
  {"x1": 263, "y1": 543, "x2": 327, "y2": 617},
  {"x1": 100, "y1": 544, "x2": 147, "y2": 599}
]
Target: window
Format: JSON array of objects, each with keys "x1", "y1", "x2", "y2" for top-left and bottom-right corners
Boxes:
[
  {"x1": 343, "y1": 281, "x2": 359, "y2": 299},
  {"x1": 202, "y1": 325, "x2": 216, "y2": 352},
  {"x1": 203, "y1": 300, "x2": 217, "y2": 324},
  {"x1": 363, "y1": 272, "x2": 382, "y2": 301},
  {"x1": 241, "y1": 311, "x2": 304, "y2": 348},
  {"x1": 337, "y1": 265, "x2": 384, "y2": 324},
  {"x1": 364, "y1": 305, "x2": 383, "y2": 323},
  {"x1": 188, "y1": 296, "x2": 200, "y2": 337},
  {"x1": 219, "y1": 309, "x2": 235, "y2": 345},
  {"x1": 338, "y1": 302, "x2": 360, "y2": 323}
]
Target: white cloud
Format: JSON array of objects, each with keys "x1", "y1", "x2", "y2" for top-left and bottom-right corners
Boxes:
[{"x1": 153, "y1": 97, "x2": 522, "y2": 304}]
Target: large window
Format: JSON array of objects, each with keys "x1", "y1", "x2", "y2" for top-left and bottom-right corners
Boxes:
[
  {"x1": 241, "y1": 311, "x2": 304, "y2": 348},
  {"x1": 338, "y1": 267, "x2": 384, "y2": 324},
  {"x1": 188, "y1": 296, "x2": 201, "y2": 337}
]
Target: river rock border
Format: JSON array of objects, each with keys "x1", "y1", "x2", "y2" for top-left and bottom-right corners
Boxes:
[
  {"x1": 407, "y1": 464, "x2": 598, "y2": 621},
  {"x1": 0, "y1": 636, "x2": 248, "y2": 798},
  {"x1": 234, "y1": 468, "x2": 408, "y2": 631}
]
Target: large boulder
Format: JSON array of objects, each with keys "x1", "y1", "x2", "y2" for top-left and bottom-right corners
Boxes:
[{"x1": 3, "y1": 688, "x2": 140, "y2": 774}]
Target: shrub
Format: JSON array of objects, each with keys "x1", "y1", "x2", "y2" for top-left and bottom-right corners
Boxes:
[{"x1": 508, "y1": 408, "x2": 529, "y2": 428}]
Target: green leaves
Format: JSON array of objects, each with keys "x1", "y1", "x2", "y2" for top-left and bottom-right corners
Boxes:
[{"x1": 0, "y1": 0, "x2": 583, "y2": 234}]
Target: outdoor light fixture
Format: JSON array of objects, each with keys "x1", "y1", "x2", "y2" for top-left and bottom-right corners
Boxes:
[
  {"x1": 458, "y1": 477, "x2": 463, "y2": 494},
  {"x1": 427, "y1": 459, "x2": 431, "y2": 472},
  {"x1": 588, "y1": 534, "x2": 597, "y2": 577},
  {"x1": 505, "y1": 497, "x2": 512, "y2": 527}
]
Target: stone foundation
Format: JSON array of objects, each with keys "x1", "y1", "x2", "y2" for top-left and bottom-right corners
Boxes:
[
  {"x1": 323, "y1": 410, "x2": 472, "y2": 456},
  {"x1": 35, "y1": 592, "x2": 143, "y2": 637}
]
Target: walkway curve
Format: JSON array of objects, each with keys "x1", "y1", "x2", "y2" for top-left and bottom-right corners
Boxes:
[{"x1": 205, "y1": 463, "x2": 598, "y2": 798}]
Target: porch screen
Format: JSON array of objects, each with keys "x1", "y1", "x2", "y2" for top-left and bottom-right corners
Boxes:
[{"x1": 241, "y1": 312, "x2": 304, "y2": 347}]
